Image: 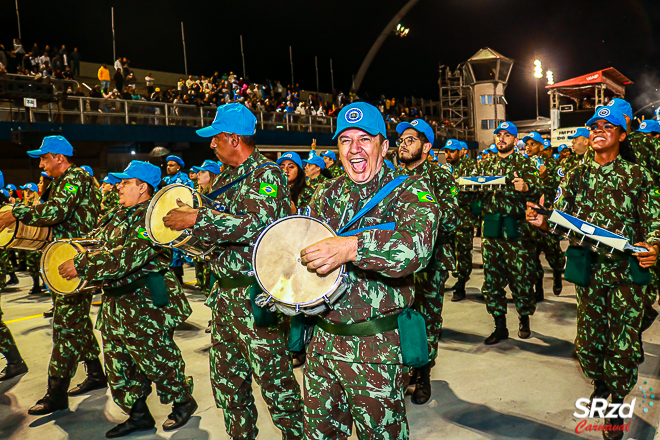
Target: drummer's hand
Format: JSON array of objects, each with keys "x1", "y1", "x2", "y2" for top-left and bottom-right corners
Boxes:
[
  {"x1": 301, "y1": 236, "x2": 358, "y2": 275},
  {"x1": 163, "y1": 199, "x2": 198, "y2": 231},
  {"x1": 512, "y1": 172, "x2": 529, "y2": 192},
  {"x1": 58, "y1": 259, "x2": 78, "y2": 280},
  {"x1": 633, "y1": 242, "x2": 659, "y2": 268},
  {"x1": 526, "y1": 195, "x2": 549, "y2": 231},
  {"x1": 0, "y1": 209, "x2": 15, "y2": 232}
]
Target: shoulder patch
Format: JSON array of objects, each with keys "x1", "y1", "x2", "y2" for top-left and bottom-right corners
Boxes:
[
  {"x1": 137, "y1": 227, "x2": 151, "y2": 240},
  {"x1": 418, "y1": 192, "x2": 436, "y2": 203},
  {"x1": 64, "y1": 183, "x2": 79, "y2": 194},
  {"x1": 554, "y1": 187, "x2": 563, "y2": 203},
  {"x1": 450, "y1": 186, "x2": 459, "y2": 196},
  {"x1": 653, "y1": 187, "x2": 660, "y2": 198},
  {"x1": 557, "y1": 167, "x2": 565, "y2": 178},
  {"x1": 259, "y1": 183, "x2": 278, "y2": 197}
]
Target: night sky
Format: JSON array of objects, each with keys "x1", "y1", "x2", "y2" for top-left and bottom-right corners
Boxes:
[{"x1": 1, "y1": 0, "x2": 660, "y2": 120}]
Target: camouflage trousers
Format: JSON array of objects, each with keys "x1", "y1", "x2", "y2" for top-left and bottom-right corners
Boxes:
[
  {"x1": 49, "y1": 293, "x2": 102, "y2": 378},
  {"x1": 482, "y1": 238, "x2": 537, "y2": 317},
  {"x1": 194, "y1": 259, "x2": 211, "y2": 296},
  {"x1": 575, "y1": 279, "x2": 644, "y2": 399},
  {"x1": 414, "y1": 264, "x2": 448, "y2": 363},
  {"x1": 25, "y1": 251, "x2": 41, "y2": 277},
  {"x1": 0, "y1": 250, "x2": 18, "y2": 355},
  {"x1": 209, "y1": 294, "x2": 303, "y2": 440},
  {"x1": 303, "y1": 353, "x2": 408, "y2": 440},
  {"x1": 534, "y1": 233, "x2": 565, "y2": 278},
  {"x1": 102, "y1": 327, "x2": 193, "y2": 413},
  {"x1": 453, "y1": 226, "x2": 474, "y2": 282}
]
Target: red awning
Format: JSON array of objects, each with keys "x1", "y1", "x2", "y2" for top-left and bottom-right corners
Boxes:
[{"x1": 546, "y1": 68, "x2": 633, "y2": 90}]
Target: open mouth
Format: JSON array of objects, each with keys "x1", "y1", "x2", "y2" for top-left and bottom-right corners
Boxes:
[{"x1": 349, "y1": 158, "x2": 368, "y2": 173}]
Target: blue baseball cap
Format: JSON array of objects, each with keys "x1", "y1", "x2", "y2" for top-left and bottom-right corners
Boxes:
[
  {"x1": 21, "y1": 182, "x2": 38, "y2": 192},
  {"x1": 196, "y1": 102, "x2": 257, "y2": 137},
  {"x1": 322, "y1": 150, "x2": 337, "y2": 161},
  {"x1": 604, "y1": 98, "x2": 632, "y2": 120},
  {"x1": 459, "y1": 141, "x2": 468, "y2": 150},
  {"x1": 102, "y1": 175, "x2": 119, "y2": 184},
  {"x1": 568, "y1": 127, "x2": 590, "y2": 139},
  {"x1": 477, "y1": 155, "x2": 482, "y2": 160},
  {"x1": 384, "y1": 159, "x2": 395, "y2": 170},
  {"x1": 396, "y1": 119, "x2": 434, "y2": 146},
  {"x1": 333, "y1": 102, "x2": 387, "y2": 139},
  {"x1": 489, "y1": 144, "x2": 498, "y2": 153},
  {"x1": 493, "y1": 121, "x2": 518, "y2": 137},
  {"x1": 558, "y1": 144, "x2": 569, "y2": 152},
  {"x1": 522, "y1": 132, "x2": 544, "y2": 144},
  {"x1": 442, "y1": 139, "x2": 462, "y2": 151},
  {"x1": 482, "y1": 149, "x2": 490, "y2": 155},
  {"x1": 27, "y1": 135, "x2": 74, "y2": 158},
  {"x1": 553, "y1": 153, "x2": 560, "y2": 160},
  {"x1": 429, "y1": 149, "x2": 437, "y2": 158},
  {"x1": 192, "y1": 159, "x2": 222, "y2": 175},
  {"x1": 0, "y1": 171, "x2": 3, "y2": 189},
  {"x1": 6, "y1": 184, "x2": 16, "y2": 191},
  {"x1": 80, "y1": 165, "x2": 93, "y2": 176},
  {"x1": 166, "y1": 155, "x2": 184, "y2": 168},
  {"x1": 110, "y1": 160, "x2": 162, "y2": 189},
  {"x1": 303, "y1": 154, "x2": 326, "y2": 169},
  {"x1": 0, "y1": 189, "x2": 7, "y2": 198},
  {"x1": 637, "y1": 119, "x2": 660, "y2": 134},
  {"x1": 41, "y1": 171, "x2": 52, "y2": 179},
  {"x1": 586, "y1": 106, "x2": 628, "y2": 131},
  {"x1": 276, "y1": 151, "x2": 304, "y2": 169},
  {"x1": 543, "y1": 140, "x2": 551, "y2": 149}
]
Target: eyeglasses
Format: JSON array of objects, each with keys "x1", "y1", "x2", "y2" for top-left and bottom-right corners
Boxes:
[{"x1": 396, "y1": 136, "x2": 419, "y2": 147}]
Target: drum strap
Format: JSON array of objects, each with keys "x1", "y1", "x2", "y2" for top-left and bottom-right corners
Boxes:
[
  {"x1": 207, "y1": 163, "x2": 270, "y2": 201},
  {"x1": 337, "y1": 175, "x2": 409, "y2": 236},
  {"x1": 316, "y1": 313, "x2": 400, "y2": 336}
]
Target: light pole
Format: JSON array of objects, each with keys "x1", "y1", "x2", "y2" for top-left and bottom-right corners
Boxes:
[{"x1": 534, "y1": 59, "x2": 543, "y2": 119}]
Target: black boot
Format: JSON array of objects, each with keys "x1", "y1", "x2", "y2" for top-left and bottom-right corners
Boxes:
[
  {"x1": 639, "y1": 331, "x2": 645, "y2": 364},
  {"x1": 0, "y1": 346, "x2": 28, "y2": 380},
  {"x1": 411, "y1": 364, "x2": 432, "y2": 405},
  {"x1": 535, "y1": 278, "x2": 544, "y2": 303},
  {"x1": 172, "y1": 266, "x2": 184, "y2": 285},
  {"x1": 162, "y1": 397, "x2": 198, "y2": 431},
  {"x1": 292, "y1": 351, "x2": 306, "y2": 368},
  {"x1": 451, "y1": 281, "x2": 466, "y2": 302},
  {"x1": 68, "y1": 358, "x2": 107, "y2": 395},
  {"x1": 587, "y1": 379, "x2": 610, "y2": 410},
  {"x1": 7, "y1": 272, "x2": 19, "y2": 286},
  {"x1": 602, "y1": 396, "x2": 626, "y2": 440},
  {"x1": 29, "y1": 275, "x2": 43, "y2": 295},
  {"x1": 43, "y1": 306, "x2": 54, "y2": 318},
  {"x1": 484, "y1": 314, "x2": 508, "y2": 345},
  {"x1": 106, "y1": 397, "x2": 156, "y2": 438},
  {"x1": 518, "y1": 315, "x2": 531, "y2": 339},
  {"x1": 553, "y1": 270, "x2": 563, "y2": 296},
  {"x1": 28, "y1": 376, "x2": 70, "y2": 415}
]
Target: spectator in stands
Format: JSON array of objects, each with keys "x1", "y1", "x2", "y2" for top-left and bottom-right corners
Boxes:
[
  {"x1": 98, "y1": 64, "x2": 111, "y2": 92},
  {"x1": 39, "y1": 51, "x2": 50, "y2": 70},
  {"x1": 13, "y1": 38, "x2": 25, "y2": 65},
  {"x1": 0, "y1": 45, "x2": 6, "y2": 70},
  {"x1": 114, "y1": 57, "x2": 122, "y2": 72},
  {"x1": 62, "y1": 66, "x2": 73, "y2": 80},
  {"x1": 145, "y1": 72, "x2": 155, "y2": 98},
  {"x1": 52, "y1": 53, "x2": 63, "y2": 71},
  {"x1": 125, "y1": 72, "x2": 137, "y2": 90},
  {"x1": 186, "y1": 75, "x2": 194, "y2": 89},
  {"x1": 113, "y1": 68, "x2": 124, "y2": 92},
  {"x1": 70, "y1": 48, "x2": 80, "y2": 76}
]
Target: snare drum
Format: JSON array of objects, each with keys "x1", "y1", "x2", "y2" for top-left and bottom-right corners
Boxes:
[
  {"x1": 40, "y1": 239, "x2": 104, "y2": 295},
  {"x1": 252, "y1": 215, "x2": 346, "y2": 314},
  {"x1": 0, "y1": 205, "x2": 52, "y2": 251},
  {"x1": 145, "y1": 184, "x2": 216, "y2": 258}
]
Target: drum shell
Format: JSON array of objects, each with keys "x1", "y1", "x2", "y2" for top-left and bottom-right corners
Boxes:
[
  {"x1": 40, "y1": 239, "x2": 104, "y2": 296},
  {"x1": 0, "y1": 205, "x2": 52, "y2": 251}
]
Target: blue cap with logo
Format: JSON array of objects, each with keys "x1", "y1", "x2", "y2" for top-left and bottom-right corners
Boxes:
[
  {"x1": 277, "y1": 151, "x2": 304, "y2": 169},
  {"x1": 303, "y1": 154, "x2": 326, "y2": 169},
  {"x1": 102, "y1": 175, "x2": 119, "y2": 185},
  {"x1": 459, "y1": 141, "x2": 468, "y2": 150},
  {"x1": 110, "y1": 160, "x2": 162, "y2": 189},
  {"x1": 637, "y1": 119, "x2": 660, "y2": 134},
  {"x1": 396, "y1": 119, "x2": 434, "y2": 146},
  {"x1": 558, "y1": 144, "x2": 569, "y2": 152},
  {"x1": 522, "y1": 132, "x2": 544, "y2": 144},
  {"x1": 568, "y1": 127, "x2": 590, "y2": 139},
  {"x1": 604, "y1": 98, "x2": 633, "y2": 120},
  {"x1": 6, "y1": 184, "x2": 16, "y2": 191},
  {"x1": 586, "y1": 106, "x2": 628, "y2": 131},
  {"x1": 333, "y1": 102, "x2": 387, "y2": 139},
  {"x1": 27, "y1": 135, "x2": 74, "y2": 158},
  {"x1": 489, "y1": 144, "x2": 498, "y2": 153},
  {"x1": 442, "y1": 139, "x2": 462, "y2": 151},
  {"x1": 41, "y1": 171, "x2": 52, "y2": 179},
  {"x1": 543, "y1": 140, "x2": 551, "y2": 149},
  {"x1": 482, "y1": 149, "x2": 490, "y2": 155},
  {"x1": 477, "y1": 155, "x2": 483, "y2": 160},
  {"x1": 553, "y1": 153, "x2": 560, "y2": 160},
  {"x1": 80, "y1": 165, "x2": 94, "y2": 176},
  {"x1": 196, "y1": 102, "x2": 257, "y2": 138},
  {"x1": 192, "y1": 160, "x2": 222, "y2": 175},
  {"x1": 21, "y1": 182, "x2": 38, "y2": 192},
  {"x1": 493, "y1": 121, "x2": 518, "y2": 137},
  {"x1": 322, "y1": 150, "x2": 337, "y2": 161},
  {"x1": 166, "y1": 155, "x2": 184, "y2": 168}
]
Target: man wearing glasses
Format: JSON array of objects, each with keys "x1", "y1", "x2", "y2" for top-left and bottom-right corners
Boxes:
[{"x1": 396, "y1": 119, "x2": 458, "y2": 404}]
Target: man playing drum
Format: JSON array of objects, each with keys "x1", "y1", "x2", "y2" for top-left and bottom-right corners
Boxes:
[
  {"x1": 162, "y1": 103, "x2": 303, "y2": 440},
  {"x1": 57, "y1": 160, "x2": 197, "y2": 438},
  {"x1": 0, "y1": 136, "x2": 106, "y2": 414},
  {"x1": 300, "y1": 102, "x2": 441, "y2": 439}
]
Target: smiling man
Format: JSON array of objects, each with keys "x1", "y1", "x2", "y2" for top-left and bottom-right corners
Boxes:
[{"x1": 300, "y1": 102, "x2": 440, "y2": 439}]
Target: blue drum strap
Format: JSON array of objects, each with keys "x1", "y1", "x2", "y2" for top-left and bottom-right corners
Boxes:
[{"x1": 207, "y1": 163, "x2": 269, "y2": 201}]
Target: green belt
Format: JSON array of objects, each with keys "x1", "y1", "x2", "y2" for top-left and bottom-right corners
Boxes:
[
  {"x1": 104, "y1": 271, "x2": 156, "y2": 296},
  {"x1": 436, "y1": 235, "x2": 452, "y2": 245},
  {"x1": 317, "y1": 313, "x2": 399, "y2": 336},
  {"x1": 215, "y1": 275, "x2": 255, "y2": 289},
  {"x1": 593, "y1": 251, "x2": 628, "y2": 265}
]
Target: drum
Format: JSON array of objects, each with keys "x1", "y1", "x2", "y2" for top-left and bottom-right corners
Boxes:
[
  {"x1": 0, "y1": 205, "x2": 52, "y2": 251},
  {"x1": 40, "y1": 239, "x2": 104, "y2": 295},
  {"x1": 145, "y1": 184, "x2": 216, "y2": 258},
  {"x1": 252, "y1": 215, "x2": 346, "y2": 314}
]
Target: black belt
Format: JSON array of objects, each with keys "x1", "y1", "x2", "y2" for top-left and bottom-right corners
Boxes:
[
  {"x1": 316, "y1": 313, "x2": 399, "y2": 336},
  {"x1": 215, "y1": 275, "x2": 255, "y2": 289},
  {"x1": 104, "y1": 270, "x2": 166, "y2": 296}
]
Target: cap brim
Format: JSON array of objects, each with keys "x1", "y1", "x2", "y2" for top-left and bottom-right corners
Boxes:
[
  {"x1": 27, "y1": 148, "x2": 45, "y2": 158},
  {"x1": 196, "y1": 126, "x2": 222, "y2": 138},
  {"x1": 191, "y1": 166, "x2": 203, "y2": 173},
  {"x1": 396, "y1": 122, "x2": 414, "y2": 135},
  {"x1": 332, "y1": 124, "x2": 383, "y2": 139},
  {"x1": 493, "y1": 128, "x2": 516, "y2": 136},
  {"x1": 109, "y1": 172, "x2": 132, "y2": 181}
]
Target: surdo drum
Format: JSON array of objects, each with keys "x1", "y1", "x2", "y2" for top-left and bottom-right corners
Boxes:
[
  {"x1": 0, "y1": 205, "x2": 52, "y2": 251},
  {"x1": 40, "y1": 239, "x2": 104, "y2": 295}
]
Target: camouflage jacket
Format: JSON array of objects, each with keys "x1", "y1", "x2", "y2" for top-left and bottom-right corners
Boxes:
[
  {"x1": 13, "y1": 165, "x2": 100, "y2": 239},
  {"x1": 553, "y1": 156, "x2": 660, "y2": 281},
  {"x1": 73, "y1": 200, "x2": 191, "y2": 334},
  {"x1": 327, "y1": 163, "x2": 344, "y2": 179},
  {"x1": 401, "y1": 160, "x2": 458, "y2": 270},
  {"x1": 453, "y1": 155, "x2": 478, "y2": 227},
  {"x1": 101, "y1": 186, "x2": 120, "y2": 216},
  {"x1": 476, "y1": 151, "x2": 541, "y2": 240},
  {"x1": 296, "y1": 184, "x2": 316, "y2": 212},
  {"x1": 559, "y1": 149, "x2": 593, "y2": 180},
  {"x1": 308, "y1": 165, "x2": 440, "y2": 364},
  {"x1": 533, "y1": 155, "x2": 561, "y2": 204},
  {"x1": 162, "y1": 170, "x2": 193, "y2": 188},
  {"x1": 628, "y1": 131, "x2": 660, "y2": 185}
]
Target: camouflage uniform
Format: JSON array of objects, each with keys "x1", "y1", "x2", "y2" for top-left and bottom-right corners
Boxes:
[
  {"x1": 304, "y1": 166, "x2": 440, "y2": 439},
  {"x1": 12, "y1": 166, "x2": 102, "y2": 378},
  {"x1": 0, "y1": 249, "x2": 19, "y2": 355},
  {"x1": 452, "y1": 155, "x2": 478, "y2": 284},
  {"x1": 192, "y1": 149, "x2": 303, "y2": 440},
  {"x1": 477, "y1": 152, "x2": 541, "y2": 318},
  {"x1": 162, "y1": 171, "x2": 194, "y2": 281},
  {"x1": 296, "y1": 184, "x2": 317, "y2": 212},
  {"x1": 73, "y1": 201, "x2": 193, "y2": 413},
  {"x1": 327, "y1": 163, "x2": 344, "y2": 179},
  {"x1": 401, "y1": 161, "x2": 458, "y2": 362},
  {"x1": 101, "y1": 186, "x2": 120, "y2": 217},
  {"x1": 552, "y1": 156, "x2": 660, "y2": 398}
]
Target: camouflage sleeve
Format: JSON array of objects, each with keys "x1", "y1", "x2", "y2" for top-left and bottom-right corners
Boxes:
[
  {"x1": 433, "y1": 168, "x2": 459, "y2": 234},
  {"x1": 520, "y1": 160, "x2": 542, "y2": 203},
  {"x1": 192, "y1": 167, "x2": 287, "y2": 244},
  {"x1": 12, "y1": 172, "x2": 83, "y2": 227},
  {"x1": 552, "y1": 167, "x2": 579, "y2": 213},
  {"x1": 638, "y1": 172, "x2": 660, "y2": 246},
  {"x1": 307, "y1": 179, "x2": 335, "y2": 217},
  {"x1": 354, "y1": 176, "x2": 440, "y2": 278}
]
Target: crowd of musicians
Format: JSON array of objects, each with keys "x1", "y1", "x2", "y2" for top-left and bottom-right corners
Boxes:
[{"x1": 0, "y1": 98, "x2": 658, "y2": 440}]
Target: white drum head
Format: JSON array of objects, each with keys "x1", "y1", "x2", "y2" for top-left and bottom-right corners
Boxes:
[
  {"x1": 0, "y1": 205, "x2": 16, "y2": 247},
  {"x1": 148, "y1": 185, "x2": 195, "y2": 244}
]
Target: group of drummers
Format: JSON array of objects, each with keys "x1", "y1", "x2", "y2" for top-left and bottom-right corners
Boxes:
[{"x1": 0, "y1": 97, "x2": 658, "y2": 440}]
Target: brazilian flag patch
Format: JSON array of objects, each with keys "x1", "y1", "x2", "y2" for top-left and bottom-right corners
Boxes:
[
  {"x1": 64, "y1": 183, "x2": 78, "y2": 194},
  {"x1": 259, "y1": 183, "x2": 278, "y2": 197},
  {"x1": 450, "y1": 187, "x2": 459, "y2": 196},
  {"x1": 418, "y1": 192, "x2": 436, "y2": 203},
  {"x1": 654, "y1": 187, "x2": 660, "y2": 198},
  {"x1": 137, "y1": 227, "x2": 151, "y2": 240}
]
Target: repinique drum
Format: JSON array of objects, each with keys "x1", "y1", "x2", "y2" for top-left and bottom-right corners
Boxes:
[
  {"x1": 40, "y1": 239, "x2": 104, "y2": 295},
  {"x1": 145, "y1": 184, "x2": 216, "y2": 258},
  {"x1": 252, "y1": 215, "x2": 346, "y2": 314},
  {"x1": 0, "y1": 205, "x2": 52, "y2": 251}
]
